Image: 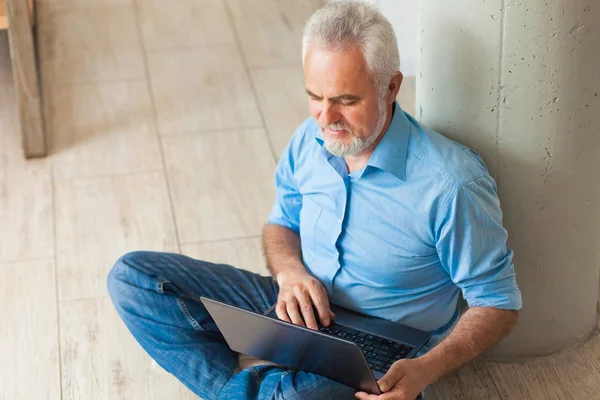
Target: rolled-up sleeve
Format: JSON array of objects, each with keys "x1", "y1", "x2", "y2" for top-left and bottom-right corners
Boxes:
[
  {"x1": 435, "y1": 175, "x2": 523, "y2": 310},
  {"x1": 266, "y1": 133, "x2": 303, "y2": 233}
]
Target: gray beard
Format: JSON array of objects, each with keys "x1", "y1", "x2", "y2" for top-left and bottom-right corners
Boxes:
[{"x1": 323, "y1": 100, "x2": 388, "y2": 157}]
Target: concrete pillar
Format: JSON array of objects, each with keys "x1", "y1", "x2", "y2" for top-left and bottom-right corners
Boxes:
[{"x1": 417, "y1": 0, "x2": 600, "y2": 359}]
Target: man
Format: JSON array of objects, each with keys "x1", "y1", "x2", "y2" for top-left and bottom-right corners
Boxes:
[{"x1": 107, "y1": 2, "x2": 522, "y2": 400}]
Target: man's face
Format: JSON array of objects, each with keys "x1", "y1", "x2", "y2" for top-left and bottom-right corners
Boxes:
[{"x1": 304, "y1": 46, "x2": 386, "y2": 157}]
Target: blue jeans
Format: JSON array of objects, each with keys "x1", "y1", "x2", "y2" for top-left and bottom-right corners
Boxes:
[{"x1": 107, "y1": 251, "x2": 424, "y2": 399}]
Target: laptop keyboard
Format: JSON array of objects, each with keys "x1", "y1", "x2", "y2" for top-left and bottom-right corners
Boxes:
[{"x1": 317, "y1": 324, "x2": 414, "y2": 373}]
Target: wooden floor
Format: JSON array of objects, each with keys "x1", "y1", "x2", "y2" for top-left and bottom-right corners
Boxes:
[{"x1": 0, "y1": 0, "x2": 598, "y2": 399}]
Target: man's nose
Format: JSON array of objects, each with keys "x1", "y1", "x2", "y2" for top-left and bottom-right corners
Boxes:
[{"x1": 319, "y1": 102, "x2": 340, "y2": 127}]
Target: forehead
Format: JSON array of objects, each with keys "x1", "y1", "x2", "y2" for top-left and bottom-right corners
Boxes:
[{"x1": 303, "y1": 46, "x2": 373, "y2": 95}]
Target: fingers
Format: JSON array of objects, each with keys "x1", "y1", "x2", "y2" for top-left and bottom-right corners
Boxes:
[
  {"x1": 275, "y1": 299, "x2": 291, "y2": 323},
  {"x1": 275, "y1": 294, "x2": 304, "y2": 326},
  {"x1": 354, "y1": 391, "x2": 379, "y2": 400},
  {"x1": 378, "y1": 361, "x2": 406, "y2": 392},
  {"x1": 276, "y1": 297, "x2": 306, "y2": 327},
  {"x1": 276, "y1": 276, "x2": 334, "y2": 330},
  {"x1": 276, "y1": 296, "x2": 306, "y2": 328},
  {"x1": 377, "y1": 377, "x2": 392, "y2": 393},
  {"x1": 307, "y1": 280, "x2": 332, "y2": 326},
  {"x1": 295, "y1": 286, "x2": 319, "y2": 330},
  {"x1": 356, "y1": 388, "x2": 416, "y2": 400},
  {"x1": 285, "y1": 297, "x2": 305, "y2": 327}
]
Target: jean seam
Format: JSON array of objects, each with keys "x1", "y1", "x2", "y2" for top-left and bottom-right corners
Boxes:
[
  {"x1": 215, "y1": 372, "x2": 233, "y2": 400},
  {"x1": 157, "y1": 277, "x2": 207, "y2": 330},
  {"x1": 250, "y1": 367, "x2": 263, "y2": 385},
  {"x1": 280, "y1": 370, "x2": 291, "y2": 380},
  {"x1": 161, "y1": 278, "x2": 204, "y2": 303},
  {"x1": 121, "y1": 256, "x2": 204, "y2": 303},
  {"x1": 176, "y1": 297, "x2": 202, "y2": 331},
  {"x1": 180, "y1": 288, "x2": 204, "y2": 303}
]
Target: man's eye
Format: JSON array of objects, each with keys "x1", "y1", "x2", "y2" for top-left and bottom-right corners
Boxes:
[{"x1": 342, "y1": 101, "x2": 357, "y2": 106}]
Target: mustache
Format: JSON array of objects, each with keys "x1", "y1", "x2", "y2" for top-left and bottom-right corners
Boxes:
[{"x1": 319, "y1": 121, "x2": 354, "y2": 133}]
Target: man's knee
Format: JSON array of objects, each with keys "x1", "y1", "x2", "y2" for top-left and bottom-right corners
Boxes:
[{"x1": 106, "y1": 251, "x2": 156, "y2": 308}]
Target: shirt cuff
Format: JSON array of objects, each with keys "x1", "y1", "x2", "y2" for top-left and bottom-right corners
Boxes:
[
  {"x1": 266, "y1": 217, "x2": 300, "y2": 234},
  {"x1": 465, "y1": 285, "x2": 523, "y2": 310}
]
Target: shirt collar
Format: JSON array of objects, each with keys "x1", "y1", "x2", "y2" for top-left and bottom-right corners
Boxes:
[{"x1": 314, "y1": 101, "x2": 410, "y2": 181}]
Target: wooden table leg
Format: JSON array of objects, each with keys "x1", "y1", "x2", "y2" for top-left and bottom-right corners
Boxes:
[{"x1": 5, "y1": 0, "x2": 46, "y2": 158}]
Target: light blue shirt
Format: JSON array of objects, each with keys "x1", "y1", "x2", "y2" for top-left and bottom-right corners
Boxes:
[{"x1": 267, "y1": 102, "x2": 522, "y2": 354}]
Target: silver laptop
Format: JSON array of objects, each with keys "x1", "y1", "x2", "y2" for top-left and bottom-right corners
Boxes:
[{"x1": 201, "y1": 297, "x2": 431, "y2": 394}]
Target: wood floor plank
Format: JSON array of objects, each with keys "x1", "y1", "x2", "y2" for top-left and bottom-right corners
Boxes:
[
  {"x1": 0, "y1": 260, "x2": 60, "y2": 399},
  {"x1": 0, "y1": 152, "x2": 53, "y2": 263},
  {"x1": 147, "y1": 45, "x2": 261, "y2": 135},
  {"x1": 46, "y1": 81, "x2": 162, "y2": 180},
  {"x1": 225, "y1": 0, "x2": 325, "y2": 68},
  {"x1": 60, "y1": 297, "x2": 198, "y2": 400},
  {"x1": 427, "y1": 360, "x2": 502, "y2": 400},
  {"x1": 250, "y1": 65, "x2": 308, "y2": 158},
  {"x1": 485, "y1": 334, "x2": 600, "y2": 400},
  {"x1": 162, "y1": 128, "x2": 275, "y2": 243},
  {"x1": 38, "y1": 1, "x2": 145, "y2": 84},
  {"x1": 55, "y1": 173, "x2": 178, "y2": 301},
  {"x1": 181, "y1": 236, "x2": 269, "y2": 276},
  {"x1": 0, "y1": 32, "x2": 54, "y2": 263},
  {"x1": 136, "y1": 0, "x2": 235, "y2": 50}
]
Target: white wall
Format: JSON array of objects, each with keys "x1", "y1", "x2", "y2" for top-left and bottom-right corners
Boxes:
[
  {"x1": 376, "y1": 0, "x2": 418, "y2": 76},
  {"x1": 330, "y1": 0, "x2": 419, "y2": 76},
  {"x1": 418, "y1": 0, "x2": 600, "y2": 358}
]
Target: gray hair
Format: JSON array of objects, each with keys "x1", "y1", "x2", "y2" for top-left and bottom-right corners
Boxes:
[{"x1": 301, "y1": 1, "x2": 400, "y2": 97}]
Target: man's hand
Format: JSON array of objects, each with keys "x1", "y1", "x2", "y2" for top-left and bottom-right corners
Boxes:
[
  {"x1": 263, "y1": 224, "x2": 333, "y2": 330},
  {"x1": 354, "y1": 358, "x2": 429, "y2": 400},
  {"x1": 275, "y1": 270, "x2": 334, "y2": 330},
  {"x1": 355, "y1": 307, "x2": 520, "y2": 400}
]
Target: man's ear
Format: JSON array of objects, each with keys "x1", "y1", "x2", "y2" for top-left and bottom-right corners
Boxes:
[{"x1": 387, "y1": 71, "x2": 403, "y2": 104}]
